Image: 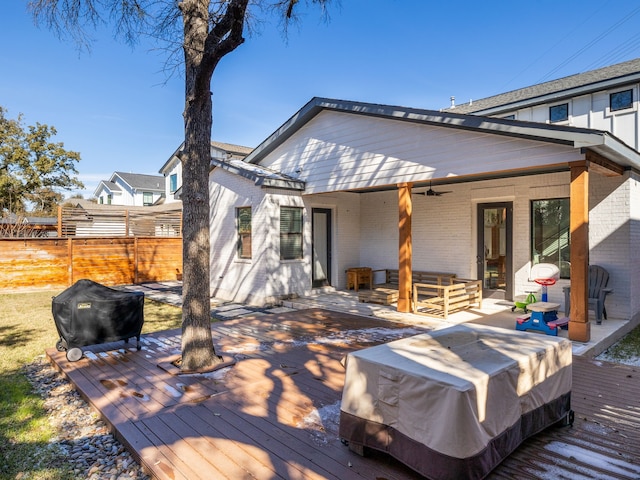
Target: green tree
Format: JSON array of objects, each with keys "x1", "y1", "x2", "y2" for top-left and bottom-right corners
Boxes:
[
  {"x1": 0, "y1": 106, "x2": 83, "y2": 215},
  {"x1": 29, "y1": 0, "x2": 331, "y2": 372}
]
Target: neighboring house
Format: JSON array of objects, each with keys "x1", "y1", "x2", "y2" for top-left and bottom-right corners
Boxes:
[
  {"x1": 94, "y1": 172, "x2": 164, "y2": 207},
  {"x1": 446, "y1": 57, "x2": 640, "y2": 151},
  {"x1": 64, "y1": 199, "x2": 182, "y2": 237},
  {"x1": 208, "y1": 92, "x2": 640, "y2": 343},
  {"x1": 0, "y1": 213, "x2": 58, "y2": 237},
  {"x1": 159, "y1": 141, "x2": 253, "y2": 203}
]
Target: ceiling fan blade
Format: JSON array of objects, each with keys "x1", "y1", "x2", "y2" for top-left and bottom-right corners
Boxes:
[{"x1": 425, "y1": 188, "x2": 451, "y2": 196}]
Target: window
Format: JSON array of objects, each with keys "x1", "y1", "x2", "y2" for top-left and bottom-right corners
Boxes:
[
  {"x1": 143, "y1": 192, "x2": 153, "y2": 206},
  {"x1": 99, "y1": 196, "x2": 104, "y2": 204},
  {"x1": 610, "y1": 89, "x2": 633, "y2": 111},
  {"x1": 531, "y1": 198, "x2": 570, "y2": 278},
  {"x1": 236, "y1": 207, "x2": 252, "y2": 259},
  {"x1": 280, "y1": 206, "x2": 303, "y2": 260},
  {"x1": 549, "y1": 103, "x2": 568, "y2": 123},
  {"x1": 107, "y1": 194, "x2": 112, "y2": 205},
  {"x1": 169, "y1": 173, "x2": 178, "y2": 193}
]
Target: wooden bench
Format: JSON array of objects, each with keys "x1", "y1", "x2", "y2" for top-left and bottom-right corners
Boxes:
[
  {"x1": 357, "y1": 269, "x2": 457, "y2": 306},
  {"x1": 412, "y1": 279, "x2": 482, "y2": 319}
]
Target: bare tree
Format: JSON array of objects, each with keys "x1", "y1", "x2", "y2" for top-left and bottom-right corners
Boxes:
[{"x1": 29, "y1": 0, "x2": 331, "y2": 372}]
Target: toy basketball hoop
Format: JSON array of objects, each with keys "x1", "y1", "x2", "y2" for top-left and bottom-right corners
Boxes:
[{"x1": 530, "y1": 263, "x2": 560, "y2": 302}]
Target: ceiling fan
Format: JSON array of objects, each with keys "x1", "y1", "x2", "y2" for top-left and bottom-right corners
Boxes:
[{"x1": 424, "y1": 182, "x2": 452, "y2": 197}]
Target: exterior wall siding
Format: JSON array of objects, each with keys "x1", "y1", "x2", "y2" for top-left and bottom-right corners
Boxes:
[
  {"x1": 164, "y1": 161, "x2": 183, "y2": 203},
  {"x1": 258, "y1": 111, "x2": 581, "y2": 194},
  {"x1": 210, "y1": 167, "x2": 365, "y2": 303},
  {"x1": 629, "y1": 171, "x2": 640, "y2": 319},
  {"x1": 494, "y1": 83, "x2": 640, "y2": 150}
]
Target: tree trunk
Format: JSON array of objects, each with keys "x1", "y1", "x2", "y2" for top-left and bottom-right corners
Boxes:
[
  {"x1": 178, "y1": 0, "x2": 249, "y2": 371},
  {"x1": 179, "y1": 0, "x2": 220, "y2": 371}
]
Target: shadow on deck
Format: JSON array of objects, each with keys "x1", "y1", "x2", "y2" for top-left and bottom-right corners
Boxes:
[{"x1": 47, "y1": 307, "x2": 640, "y2": 480}]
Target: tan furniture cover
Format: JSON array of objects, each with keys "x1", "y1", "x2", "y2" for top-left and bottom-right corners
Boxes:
[{"x1": 339, "y1": 324, "x2": 572, "y2": 480}]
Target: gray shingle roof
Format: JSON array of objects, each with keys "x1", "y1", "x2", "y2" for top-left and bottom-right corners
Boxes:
[
  {"x1": 159, "y1": 140, "x2": 253, "y2": 174},
  {"x1": 113, "y1": 172, "x2": 164, "y2": 191},
  {"x1": 100, "y1": 181, "x2": 122, "y2": 192},
  {"x1": 446, "y1": 57, "x2": 640, "y2": 115}
]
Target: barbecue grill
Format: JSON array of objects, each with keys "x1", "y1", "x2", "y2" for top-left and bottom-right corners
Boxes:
[{"x1": 52, "y1": 279, "x2": 144, "y2": 361}]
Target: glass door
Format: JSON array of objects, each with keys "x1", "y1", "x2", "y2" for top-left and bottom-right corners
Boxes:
[
  {"x1": 312, "y1": 208, "x2": 332, "y2": 288},
  {"x1": 477, "y1": 203, "x2": 513, "y2": 299}
]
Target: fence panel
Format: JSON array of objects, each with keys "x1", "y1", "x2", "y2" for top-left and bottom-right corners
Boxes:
[
  {"x1": 0, "y1": 237, "x2": 182, "y2": 291},
  {"x1": 0, "y1": 238, "x2": 69, "y2": 290}
]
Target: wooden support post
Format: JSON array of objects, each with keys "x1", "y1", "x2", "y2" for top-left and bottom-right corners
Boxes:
[
  {"x1": 67, "y1": 237, "x2": 73, "y2": 287},
  {"x1": 569, "y1": 162, "x2": 590, "y2": 342},
  {"x1": 134, "y1": 236, "x2": 139, "y2": 285},
  {"x1": 398, "y1": 183, "x2": 413, "y2": 312},
  {"x1": 57, "y1": 205, "x2": 62, "y2": 237}
]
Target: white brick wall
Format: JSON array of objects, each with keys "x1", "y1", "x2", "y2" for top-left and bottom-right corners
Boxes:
[{"x1": 210, "y1": 167, "x2": 635, "y2": 320}]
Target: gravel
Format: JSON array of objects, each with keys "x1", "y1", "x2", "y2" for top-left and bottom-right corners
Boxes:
[{"x1": 23, "y1": 357, "x2": 150, "y2": 480}]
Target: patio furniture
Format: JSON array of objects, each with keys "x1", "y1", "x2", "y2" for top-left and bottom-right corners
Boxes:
[
  {"x1": 346, "y1": 267, "x2": 373, "y2": 291},
  {"x1": 515, "y1": 301, "x2": 569, "y2": 336},
  {"x1": 339, "y1": 324, "x2": 573, "y2": 480},
  {"x1": 372, "y1": 269, "x2": 457, "y2": 288},
  {"x1": 358, "y1": 269, "x2": 457, "y2": 306},
  {"x1": 563, "y1": 265, "x2": 613, "y2": 324},
  {"x1": 412, "y1": 278, "x2": 482, "y2": 319}
]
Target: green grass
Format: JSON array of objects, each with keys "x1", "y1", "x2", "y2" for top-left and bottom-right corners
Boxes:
[{"x1": 0, "y1": 289, "x2": 183, "y2": 480}]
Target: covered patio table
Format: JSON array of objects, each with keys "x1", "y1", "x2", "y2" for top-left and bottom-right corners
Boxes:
[{"x1": 339, "y1": 323, "x2": 572, "y2": 480}]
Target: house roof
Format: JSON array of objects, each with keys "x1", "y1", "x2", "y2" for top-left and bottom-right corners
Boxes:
[
  {"x1": 445, "y1": 57, "x2": 640, "y2": 115},
  {"x1": 243, "y1": 97, "x2": 640, "y2": 171},
  {"x1": 210, "y1": 158, "x2": 305, "y2": 191},
  {"x1": 112, "y1": 172, "x2": 164, "y2": 191},
  {"x1": 211, "y1": 141, "x2": 253, "y2": 158},
  {"x1": 159, "y1": 141, "x2": 253, "y2": 174},
  {"x1": 93, "y1": 180, "x2": 122, "y2": 197}
]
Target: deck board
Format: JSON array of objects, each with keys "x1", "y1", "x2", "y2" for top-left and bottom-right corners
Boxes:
[{"x1": 47, "y1": 308, "x2": 640, "y2": 480}]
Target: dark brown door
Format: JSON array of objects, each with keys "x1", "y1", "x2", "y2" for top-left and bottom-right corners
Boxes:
[{"x1": 477, "y1": 203, "x2": 513, "y2": 300}]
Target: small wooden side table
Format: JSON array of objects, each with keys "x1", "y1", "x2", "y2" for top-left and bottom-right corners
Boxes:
[{"x1": 346, "y1": 267, "x2": 372, "y2": 291}]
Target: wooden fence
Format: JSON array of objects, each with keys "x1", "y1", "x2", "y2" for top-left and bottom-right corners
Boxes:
[{"x1": 0, "y1": 236, "x2": 183, "y2": 292}]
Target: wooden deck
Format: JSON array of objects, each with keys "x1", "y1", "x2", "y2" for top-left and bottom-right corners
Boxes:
[{"x1": 47, "y1": 309, "x2": 640, "y2": 480}]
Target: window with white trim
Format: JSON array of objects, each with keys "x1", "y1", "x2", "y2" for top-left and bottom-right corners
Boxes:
[{"x1": 236, "y1": 207, "x2": 252, "y2": 259}]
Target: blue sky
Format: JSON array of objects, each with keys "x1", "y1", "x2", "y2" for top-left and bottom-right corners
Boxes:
[{"x1": 2, "y1": 0, "x2": 640, "y2": 198}]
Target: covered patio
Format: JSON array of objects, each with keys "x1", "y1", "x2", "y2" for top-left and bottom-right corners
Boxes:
[{"x1": 210, "y1": 98, "x2": 640, "y2": 348}]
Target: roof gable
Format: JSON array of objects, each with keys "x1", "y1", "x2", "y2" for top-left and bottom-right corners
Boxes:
[
  {"x1": 160, "y1": 141, "x2": 253, "y2": 174},
  {"x1": 245, "y1": 97, "x2": 640, "y2": 171},
  {"x1": 447, "y1": 57, "x2": 640, "y2": 115},
  {"x1": 212, "y1": 97, "x2": 640, "y2": 195}
]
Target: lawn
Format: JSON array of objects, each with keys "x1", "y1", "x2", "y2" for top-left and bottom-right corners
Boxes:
[{"x1": 0, "y1": 289, "x2": 183, "y2": 480}]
